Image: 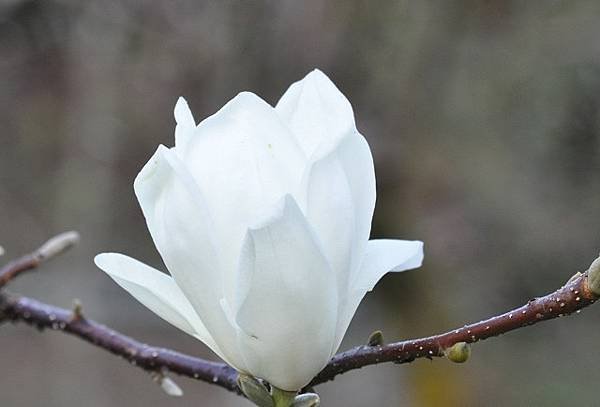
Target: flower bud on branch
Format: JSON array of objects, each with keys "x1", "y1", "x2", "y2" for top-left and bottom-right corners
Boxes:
[
  {"x1": 444, "y1": 342, "x2": 471, "y2": 363},
  {"x1": 585, "y1": 256, "x2": 600, "y2": 296}
]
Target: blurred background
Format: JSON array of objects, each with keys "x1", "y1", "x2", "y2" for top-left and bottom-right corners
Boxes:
[{"x1": 1, "y1": 1, "x2": 599, "y2": 406}]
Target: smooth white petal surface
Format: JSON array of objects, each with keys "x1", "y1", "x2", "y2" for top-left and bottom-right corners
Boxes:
[
  {"x1": 234, "y1": 195, "x2": 338, "y2": 391},
  {"x1": 301, "y1": 132, "x2": 376, "y2": 359},
  {"x1": 332, "y1": 239, "x2": 423, "y2": 351},
  {"x1": 94, "y1": 252, "x2": 223, "y2": 355},
  {"x1": 275, "y1": 69, "x2": 356, "y2": 157},
  {"x1": 174, "y1": 97, "x2": 196, "y2": 152},
  {"x1": 181, "y1": 92, "x2": 306, "y2": 299},
  {"x1": 301, "y1": 132, "x2": 376, "y2": 290},
  {"x1": 134, "y1": 145, "x2": 245, "y2": 370}
]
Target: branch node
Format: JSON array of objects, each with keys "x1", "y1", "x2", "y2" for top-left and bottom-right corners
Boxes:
[{"x1": 71, "y1": 298, "x2": 83, "y2": 321}]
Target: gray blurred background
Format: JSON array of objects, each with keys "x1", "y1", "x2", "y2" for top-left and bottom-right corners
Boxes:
[{"x1": 1, "y1": 1, "x2": 599, "y2": 406}]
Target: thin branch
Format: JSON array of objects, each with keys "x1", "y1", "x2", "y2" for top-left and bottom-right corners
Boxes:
[
  {"x1": 308, "y1": 262, "x2": 599, "y2": 388},
  {"x1": 0, "y1": 231, "x2": 79, "y2": 288},
  {"x1": 0, "y1": 232, "x2": 241, "y2": 394},
  {"x1": 0, "y1": 293, "x2": 240, "y2": 393},
  {"x1": 1, "y1": 233, "x2": 599, "y2": 398}
]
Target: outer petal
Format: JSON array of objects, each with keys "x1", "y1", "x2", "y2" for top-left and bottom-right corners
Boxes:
[
  {"x1": 234, "y1": 195, "x2": 338, "y2": 391},
  {"x1": 134, "y1": 145, "x2": 245, "y2": 370},
  {"x1": 180, "y1": 92, "x2": 306, "y2": 292},
  {"x1": 300, "y1": 132, "x2": 375, "y2": 291},
  {"x1": 275, "y1": 69, "x2": 356, "y2": 157},
  {"x1": 174, "y1": 97, "x2": 196, "y2": 152},
  {"x1": 332, "y1": 239, "x2": 423, "y2": 352},
  {"x1": 353, "y1": 240, "x2": 424, "y2": 291},
  {"x1": 94, "y1": 252, "x2": 224, "y2": 358}
]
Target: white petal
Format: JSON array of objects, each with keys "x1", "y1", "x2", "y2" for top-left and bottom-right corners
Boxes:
[
  {"x1": 234, "y1": 195, "x2": 338, "y2": 391},
  {"x1": 174, "y1": 97, "x2": 196, "y2": 152},
  {"x1": 134, "y1": 145, "x2": 245, "y2": 370},
  {"x1": 275, "y1": 69, "x2": 356, "y2": 157},
  {"x1": 353, "y1": 239, "x2": 423, "y2": 291},
  {"x1": 332, "y1": 240, "x2": 423, "y2": 351},
  {"x1": 94, "y1": 252, "x2": 223, "y2": 357},
  {"x1": 181, "y1": 92, "x2": 306, "y2": 294},
  {"x1": 300, "y1": 132, "x2": 376, "y2": 292}
]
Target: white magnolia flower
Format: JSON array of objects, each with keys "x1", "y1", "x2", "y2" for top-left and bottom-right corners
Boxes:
[{"x1": 95, "y1": 69, "x2": 423, "y2": 391}]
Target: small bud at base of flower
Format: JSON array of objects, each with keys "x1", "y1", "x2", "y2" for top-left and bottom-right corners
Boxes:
[{"x1": 237, "y1": 374, "x2": 274, "y2": 407}]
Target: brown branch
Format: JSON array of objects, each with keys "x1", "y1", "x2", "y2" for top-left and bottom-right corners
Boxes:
[
  {"x1": 1, "y1": 232, "x2": 599, "y2": 398},
  {"x1": 0, "y1": 233, "x2": 241, "y2": 395},
  {"x1": 0, "y1": 293, "x2": 240, "y2": 394},
  {"x1": 309, "y1": 262, "x2": 600, "y2": 387}
]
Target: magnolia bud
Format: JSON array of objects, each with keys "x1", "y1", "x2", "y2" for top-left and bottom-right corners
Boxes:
[
  {"x1": 367, "y1": 330, "x2": 384, "y2": 346},
  {"x1": 445, "y1": 342, "x2": 471, "y2": 363},
  {"x1": 37, "y1": 231, "x2": 80, "y2": 261},
  {"x1": 586, "y1": 256, "x2": 600, "y2": 296}
]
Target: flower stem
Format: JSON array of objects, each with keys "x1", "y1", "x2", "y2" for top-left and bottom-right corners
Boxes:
[{"x1": 271, "y1": 387, "x2": 297, "y2": 407}]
